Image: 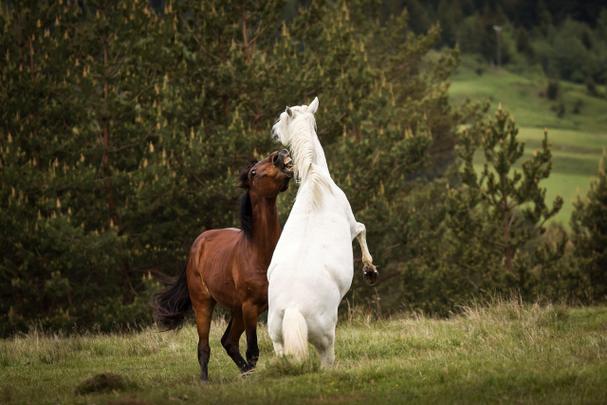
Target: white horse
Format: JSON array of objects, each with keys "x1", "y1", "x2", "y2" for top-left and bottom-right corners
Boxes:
[{"x1": 267, "y1": 97, "x2": 378, "y2": 366}]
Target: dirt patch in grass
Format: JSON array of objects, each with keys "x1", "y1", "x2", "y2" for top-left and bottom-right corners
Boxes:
[{"x1": 75, "y1": 373, "x2": 136, "y2": 395}]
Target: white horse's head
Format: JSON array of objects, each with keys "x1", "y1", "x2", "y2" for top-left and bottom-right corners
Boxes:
[{"x1": 271, "y1": 97, "x2": 319, "y2": 147}]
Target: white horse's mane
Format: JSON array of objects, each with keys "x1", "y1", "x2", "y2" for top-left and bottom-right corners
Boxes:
[
  {"x1": 288, "y1": 109, "x2": 317, "y2": 181},
  {"x1": 287, "y1": 109, "x2": 329, "y2": 208}
]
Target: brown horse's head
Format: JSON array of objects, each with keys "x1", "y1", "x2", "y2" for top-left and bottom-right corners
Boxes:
[{"x1": 239, "y1": 149, "x2": 293, "y2": 197}]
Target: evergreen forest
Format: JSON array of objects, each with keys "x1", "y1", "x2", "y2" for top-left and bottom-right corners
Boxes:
[{"x1": 1, "y1": 0, "x2": 606, "y2": 337}]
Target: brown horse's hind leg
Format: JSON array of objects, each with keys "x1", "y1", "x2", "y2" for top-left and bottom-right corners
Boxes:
[
  {"x1": 220, "y1": 310, "x2": 249, "y2": 372},
  {"x1": 192, "y1": 298, "x2": 215, "y2": 382},
  {"x1": 242, "y1": 301, "x2": 261, "y2": 369}
]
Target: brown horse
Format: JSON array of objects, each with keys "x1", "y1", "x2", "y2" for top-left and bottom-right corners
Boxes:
[{"x1": 153, "y1": 149, "x2": 293, "y2": 381}]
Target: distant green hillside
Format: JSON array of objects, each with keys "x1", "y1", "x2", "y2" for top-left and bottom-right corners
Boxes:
[{"x1": 449, "y1": 60, "x2": 607, "y2": 225}]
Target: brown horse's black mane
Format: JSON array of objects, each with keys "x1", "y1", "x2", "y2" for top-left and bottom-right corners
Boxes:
[
  {"x1": 240, "y1": 192, "x2": 253, "y2": 238},
  {"x1": 239, "y1": 160, "x2": 257, "y2": 238}
]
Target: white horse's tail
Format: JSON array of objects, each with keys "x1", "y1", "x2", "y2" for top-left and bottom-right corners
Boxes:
[{"x1": 282, "y1": 308, "x2": 308, "y2": 362}]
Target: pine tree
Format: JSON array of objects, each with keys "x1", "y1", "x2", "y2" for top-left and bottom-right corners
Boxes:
[
  {"x1": 571, "y1": 151, "x2": 607, "y2": 301},
  {"x1": 394, "y1": 107, "x2": 565, "y2": 314},
  {"x1": 455, "y1": 106, "x2": 563, "y2": 295},
  {"x1": 0, "y1": 1, "x2": 122, "y2": 333}
]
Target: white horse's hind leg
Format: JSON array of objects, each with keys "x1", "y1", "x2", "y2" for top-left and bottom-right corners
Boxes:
[
  {"x1": 268, "y1": 309, "x2": 284, "y2": 356},
  {"x1": 319, "y1": 340, "x2": 335, "y2": 368},
  {"x1": 314, "y1": 330, "x2": 336, "y2": 368},
  {"x1": 273, "y1": 341, "x2": 285, "y2": 356}
]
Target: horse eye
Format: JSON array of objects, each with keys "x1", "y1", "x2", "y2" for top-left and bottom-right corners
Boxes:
[{"x1": 251, "y1": 169, "x2": 256, "y2": 176}]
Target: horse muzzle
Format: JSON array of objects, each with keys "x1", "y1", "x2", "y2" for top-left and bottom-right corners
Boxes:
[{"x1": 276, "y1": 149, "x2": 294, "y2": 178}]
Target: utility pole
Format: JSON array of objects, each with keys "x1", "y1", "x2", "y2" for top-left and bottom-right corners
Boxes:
[{"x1": 493, "y1": 25, "x2": 502, "y2": 68}]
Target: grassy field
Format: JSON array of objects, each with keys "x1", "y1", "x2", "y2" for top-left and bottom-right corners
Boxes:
[
  {"x1": 2, "y1": 302, "x2": 606, "y2": 404},
  {"x1": 450, "y1": 59, "x2": 607, "y2": 224}
]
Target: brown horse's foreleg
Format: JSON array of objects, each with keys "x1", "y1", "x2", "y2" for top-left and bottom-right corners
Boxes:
[
  {"x1": 242, "y1": 301, "x2": 260, "y2": 369},
  {"x1": 220, "y1": 310, "x2": 249, "y2": 372},
  {"x1": 192, "y1": 298, "x2": 215, "y2": 382}
]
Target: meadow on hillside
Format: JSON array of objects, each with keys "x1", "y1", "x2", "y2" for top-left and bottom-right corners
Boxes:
[
  {"x1": 450, "y1": 60, "x2": 607, "y2": 224},
  {"x1": 1, "y1": 302, "x2": 606, "y2": 404}
]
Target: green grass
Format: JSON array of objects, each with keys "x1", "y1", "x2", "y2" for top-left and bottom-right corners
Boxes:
[
  {"x1": 450, "y1": 58, "x2": 607, "y2": 225},
  {"x1": 2, "y1": 302, "x2": 607, "y2": 404}
]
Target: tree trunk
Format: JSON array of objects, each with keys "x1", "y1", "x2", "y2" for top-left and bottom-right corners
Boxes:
[
  {"x1": 102, "y1": 43, "x2": 117, "y2": 228},
  {"x1": 502, "y1": 198, "x2": 514, "y2": 277},
  {"x1": 242, "y1": 13, "x2": 250, "y2": 61}
]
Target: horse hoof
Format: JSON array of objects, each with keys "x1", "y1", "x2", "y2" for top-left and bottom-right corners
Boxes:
[
  {"x1": 241, "y1": 369, "x2": 255, "y2": 377},
  {"x1": 240, "y1": 364, "x2": 256, "y2": 377},
  {"x1": 363, "y1": 264, "x2": 378, "y2": 285}
]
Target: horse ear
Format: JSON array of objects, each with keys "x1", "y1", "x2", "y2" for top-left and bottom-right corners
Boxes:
[
  {"x1": 286, "y1": 106, "x2": 293, "y2": 118},
  {"x1": 308, "y1": 97, "x2": 319, "y2": 114}
]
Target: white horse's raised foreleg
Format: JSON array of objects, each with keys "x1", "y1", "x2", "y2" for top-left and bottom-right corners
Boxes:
[
  {"x1": 353, "y1": 222, "x2": 373, "y2": 267},
  {"x1": 337, "y1": 187, "x2": 379, "y2": 283},
  {"x1": 353, "y1": 221, "x2": 379, "y2": 284}
]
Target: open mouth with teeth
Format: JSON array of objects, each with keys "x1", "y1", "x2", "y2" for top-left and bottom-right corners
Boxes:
[
  {"x1": 275, "y1": 149, "x2": 294, "y2": 178},
  {"x1": 282, "y1": 155, "x2": 294, "y2": 177}
]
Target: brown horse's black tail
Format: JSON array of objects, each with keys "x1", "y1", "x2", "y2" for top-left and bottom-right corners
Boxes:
[{"x1": 153, "y1": 265, "x2": 192, "y2": 331}]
